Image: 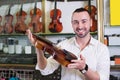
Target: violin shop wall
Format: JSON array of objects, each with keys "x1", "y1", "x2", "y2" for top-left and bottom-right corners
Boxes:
[
  {"x1": 0, "y1": 0, "x2": 120, "y2": 55},
  {"x1": 0, "y1": 0, "x2": 119, "y2": 55},
  {"x1": 0, "y1": 1, "x2": 42, "y2": 30},
  {"x1": 44, "y1": 0, "x2": 96, "y2": 33},
  {"x1": 0, "y1": 0, "x2": 97, "y2": 55},
  {"x1": 104, "y1": 0, "x2": 120, "y2": 57},
  {"x1": 0, "y1": 0, "x2": 96, "y2": 34}
]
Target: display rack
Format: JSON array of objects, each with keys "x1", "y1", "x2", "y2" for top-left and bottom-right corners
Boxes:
[{"x1": 0, "y1": 0, "x2": 42, "y2": 5}]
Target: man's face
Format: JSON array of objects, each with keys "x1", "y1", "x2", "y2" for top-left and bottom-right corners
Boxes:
[{"x1": 71, "y1": 11, "x2": 92, "y2": 38}]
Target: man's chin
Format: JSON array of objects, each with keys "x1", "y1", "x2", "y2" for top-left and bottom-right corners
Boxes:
[{"x1": 76, "y1": 34, "x2": 85, "y2": 38}]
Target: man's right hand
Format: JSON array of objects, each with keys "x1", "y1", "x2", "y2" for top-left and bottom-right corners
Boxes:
[{"x1": 26, "y1": 29, "x2": 36, "y2": 46}]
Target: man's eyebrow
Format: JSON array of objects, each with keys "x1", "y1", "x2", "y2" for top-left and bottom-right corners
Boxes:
[{"x1": 82, "y1": 19, "x2": 89, "y2": 21}]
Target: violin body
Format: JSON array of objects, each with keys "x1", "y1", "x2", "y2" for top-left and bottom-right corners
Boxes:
[
  {"x1": 85, "y1": 5, "x2": 97, "y2": 32},
  {"x1": 29, "y1": 8, "x2": 42, "y2": 33},
  {"x1": 15, "y1": 11, "x2": 28, "y2": 33},
  {"x1": 48, "y1": 9, "x2": 63, "y2": 33},
  {"x1": 17, "y1": 30, "x2": 77, "y2": 67},
  {"x1": 0, "y1": 16, "x2": 3, "y2": 33},
  {"x1": 4, "y1": 14, "x2": 13, "y2": 34},
  {"x1": 32, "y1": 34, "x2": 77, "y2": 67},
  {"x1": 90, "y1": 18, "x2": 97, "y2": 32}
]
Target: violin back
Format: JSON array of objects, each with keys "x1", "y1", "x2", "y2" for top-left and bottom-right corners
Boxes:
[
  {"x1": 29, "y1": 1, "x2": 43, "y2": 33},
  {"x1": 15, "y1": 3, "x2": 28, "y2": 33},
  {"x1": 4, "y1": 5, "x2": 13, "y2": 34},
  {"x1": 85, "y1": 0, "x2": 97, "y2": 32},
  {"x1": 48, "y1": 0, "x2": 63, "y2": 33}
]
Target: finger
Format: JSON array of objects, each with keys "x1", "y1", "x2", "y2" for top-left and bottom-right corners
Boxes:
[
  {"x1": 80, "y1": 54, "x2": 85, "y2": 61},
  {"x1": 71, "y1": 59, "x2": 80, "y2": 63},
  {"x1": 67, "y1": 63, "x2": 77, "y2": 68},
  {"x1": 26, "y1": 29, "x2": 36, "y2": 45}
]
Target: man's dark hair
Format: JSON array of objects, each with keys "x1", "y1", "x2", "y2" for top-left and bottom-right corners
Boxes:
[{"x1": 73, "y1": 7, "x2": 90, "y2": 15}]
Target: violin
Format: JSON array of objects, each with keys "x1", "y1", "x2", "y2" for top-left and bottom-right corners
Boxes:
[
  {"x1": 18, "y1": 30, "x2": 77, "y2": 67},
  {"x1": 48, "y1": 0, "x2": 63, "y2": 33},
  {"x1": 35, "y1": 37, "x2": 77, "y2": 67},
  {"x1": 0, "y1": 16, "x2": 3, "y2": 34},
  {"x1": 15, "y1": 3, "x2": 28, "y2": 33},
  {"x1": 85, "y1": 0, "x2": 97, "y2": 32},
  {"x1": 29, "y1": 1, "x2": 43, "y2": 33},
  {"x1": 3, "y1": 5, "x2": 13, "y2": 34}
]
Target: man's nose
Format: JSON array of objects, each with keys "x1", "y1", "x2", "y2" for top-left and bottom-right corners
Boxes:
[{"x1": 78, "y1": 22, "x2": 83, "y2": 28}]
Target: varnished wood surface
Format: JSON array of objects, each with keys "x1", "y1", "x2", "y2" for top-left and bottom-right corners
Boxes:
[
  {"x1": 111, "y1": 65, "x2": 120, "y2": 71},
  {"x1": 0, "y1": 64, "x2": 35, "y2": 70}
]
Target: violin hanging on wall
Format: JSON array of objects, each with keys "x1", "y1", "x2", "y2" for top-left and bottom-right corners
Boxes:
[
  {"x1": 29, "y1": 0, "x2": 43, "y2": 33},
  {"x1": 15, "y1": 1, "x2": 28, "y2": 33},
  {"x1": 3, "y1": 1, "x2": 13, "y2": 34},
  {"x1": 85, "y1": 0, "x2": 97, "y2": 32},
  {"x1": 48, "y1": 0, "x2": 63, "y2": 33}
]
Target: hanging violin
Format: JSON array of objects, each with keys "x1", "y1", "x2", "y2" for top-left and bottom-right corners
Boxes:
[
  {"x1": 85, "y1": 0, "x2": 97, "y2": 32},
  {"x1": 3, "y1": 3, "x2": 13, "y2": 34},
  {"x1": 48, "y1": 0, "x2": 63, "y2": 33},
  {"x1": 0, "y1": 15, "x2": 3, "y2": 34},
  {"x1": 29, "y1": 1, "x2": 43, "y2": 33},
  {"x1": 15, "y1": 2, "x2": 28, "y2": 33}
]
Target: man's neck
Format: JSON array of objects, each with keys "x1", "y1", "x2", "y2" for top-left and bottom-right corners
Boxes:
[{"x1": 76, "y1": 35, "x2": 91, "y2": 50}]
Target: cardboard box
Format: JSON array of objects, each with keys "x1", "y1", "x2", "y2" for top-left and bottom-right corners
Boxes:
[{"x1": 115, "y1": 56, "x2": 120, "y2": 65}]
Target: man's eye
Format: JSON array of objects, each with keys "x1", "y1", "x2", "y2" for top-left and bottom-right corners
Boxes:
[
  {"x1": 72, "y1": 21, "x2": 79, "y2": 24},
  {"x1": 82, "y1": 20, "x2": 86, "y2": 24}
]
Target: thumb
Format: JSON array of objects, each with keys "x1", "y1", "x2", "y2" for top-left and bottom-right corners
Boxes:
[{"x1": 80, "y1": 54, "x2": 84, "y2": 60}]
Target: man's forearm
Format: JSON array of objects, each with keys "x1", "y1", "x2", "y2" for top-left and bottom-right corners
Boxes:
[
  {"x1": 36, "y1": 48, "x2": 47, "y2": 70},
  {"x1": 83, "y1": 68, "x2": 100, "y2": 80}
]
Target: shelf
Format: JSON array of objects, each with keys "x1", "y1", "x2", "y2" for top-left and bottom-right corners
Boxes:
[
  {"x1": 0, "y1": 54, "x2": 37, "y2": 65},
  {"x1": 111, "y1": 65, "x2": 120, "y2": 71},
  {"x1": 0, "y1": 32, "x2": 97, "y2": 36},
  {"x1": 0, "y1": 0, "x2": 41, "y2": 5},
  {"x1": 0, "y1": 64, "x2": 35, "y2": 70}
]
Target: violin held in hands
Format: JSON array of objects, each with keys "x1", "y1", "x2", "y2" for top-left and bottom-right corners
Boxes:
[
  {"x1": 33, "y1": 34, "x2": 77, "y2": 67},
  {"x1": 21, "y1": 30, "x2": 77, "y2": 67}
]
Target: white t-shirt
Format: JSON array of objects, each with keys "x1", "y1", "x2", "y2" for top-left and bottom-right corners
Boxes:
[{"x1": 36, "y1": 37, "x2": 110, "y2": 80}]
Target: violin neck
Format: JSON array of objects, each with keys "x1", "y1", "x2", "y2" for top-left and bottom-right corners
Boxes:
[
  {"x1": 88, "y1": 0, "x2": 91, "y2": 14},
  {"x1": 20, "y1": 3, "x2": 23, "y2": 16},
  {"x1": 32, "y1": 34, "x2": 53, "y2": 46},
  {"x1": 7, "y1": 0, "x2": 12, "y2": 16},
  {"x1": 8, "y1": 5, "x2": 11, "y2": 16},
  {"x1": 34, "y1": 0, "x2": 37, "y2": 15},
  {"x1": 53, "y1": 0, "x2": 57, "y2": 20}
]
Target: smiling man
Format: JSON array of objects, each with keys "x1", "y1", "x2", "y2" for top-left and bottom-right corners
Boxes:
[{"x1": 26, "y1": 7, "x2": 110, "y2": 80}]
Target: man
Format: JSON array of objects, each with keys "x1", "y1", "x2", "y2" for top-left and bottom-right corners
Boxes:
[{"x1": 26, "y1": 7, "x2": 110, "y2": 80}]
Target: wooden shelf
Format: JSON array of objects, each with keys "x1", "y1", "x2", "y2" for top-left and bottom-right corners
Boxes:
[
  {"x1": 111, "y1": 65, "x2": 120, "y2": 71},
  {"x1": 0, "y1": 64, "x2": 35, "y2": 69},
  {"x1": 0, "y1": 0, "x2": 41, "y2": 5},
  {"x1": 0, "y1": 32, "x2": 97, "y2": 36}
]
